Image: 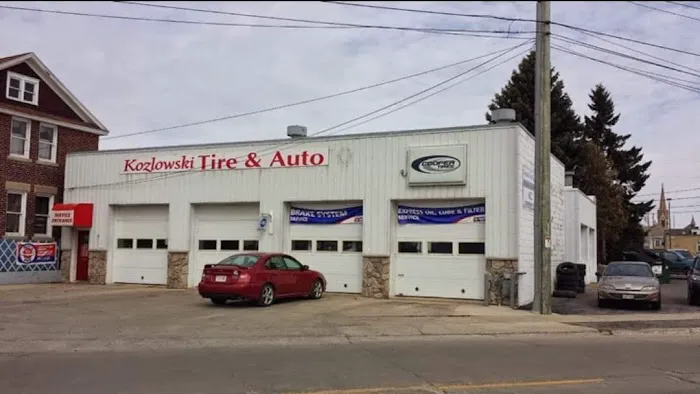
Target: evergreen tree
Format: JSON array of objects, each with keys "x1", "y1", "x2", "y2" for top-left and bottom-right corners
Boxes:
[
  {"x1": 486, "y1": 51, "x2": 583, "y2": 168},
  {"x1": 583, "y1": 84, "x2": 654, "y2": 257}
]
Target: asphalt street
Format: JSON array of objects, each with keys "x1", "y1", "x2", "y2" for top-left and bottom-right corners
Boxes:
[{"x1": 2, "y1": 335, "x2": 700, "y2": 394}]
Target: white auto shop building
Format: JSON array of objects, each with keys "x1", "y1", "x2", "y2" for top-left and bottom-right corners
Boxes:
[{"x1": 53, "y1": 114, "x2": 567, "y2": 307}]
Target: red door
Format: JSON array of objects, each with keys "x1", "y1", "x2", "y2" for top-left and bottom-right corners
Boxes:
[{"x1": 76, "y1": 231, "x2": 89, "y2": 281}]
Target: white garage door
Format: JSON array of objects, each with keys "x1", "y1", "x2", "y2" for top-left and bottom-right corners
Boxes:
[
  {"x1": 394, "y1": 201, "x2": 486, "y2": 299},
  {"x1": 113, "y1": 205, "x2": 169, "y2": 285},
  {"x1": 288, "y1": 203, "x2": 363, "y2": 293},
  {"x1": 190, "y1": 204, "x2": 260, "y2": 286}
]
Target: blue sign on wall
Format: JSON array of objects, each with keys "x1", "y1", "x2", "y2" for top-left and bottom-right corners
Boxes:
[
  {"x1": 290, "y1": 206, "x2": 363, "y2": 224},
  {"x1": 397, "y1": 203, "x2": 485, "y2": 224}
]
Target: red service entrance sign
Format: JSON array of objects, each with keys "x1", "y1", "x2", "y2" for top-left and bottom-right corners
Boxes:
[{"x1": 51, "y1": 203, "x2": 94, "y2": 228}]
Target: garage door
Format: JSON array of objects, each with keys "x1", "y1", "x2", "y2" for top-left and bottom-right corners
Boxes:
[
  {"x1": 113, "y1": 205, "x2": 169, "y2": 285},
  {"x1": 288, "y1": 203, "x2": 363, "y2": 293},
  {"x1": 190, "y1": 204, "x2": 260, "y2": 286},
  {"x1": 394, "y1": 201, "x2": 486, "y2": 299}
]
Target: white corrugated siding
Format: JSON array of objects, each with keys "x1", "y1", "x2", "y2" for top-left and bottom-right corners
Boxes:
[
  {"x1": 65, "y1": 125, "x2": 522, "y2": 261},
  {"x1": 516, "y1": 129, "x2": 566, "y2": 307}
]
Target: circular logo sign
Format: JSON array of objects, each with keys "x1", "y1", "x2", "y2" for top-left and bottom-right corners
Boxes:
[
  {"x1": 411, "y1": 155, "x2": 461, "y2": 174},
  {"x1": 18, "y1": 243, "x2": 37, "y2": 264}
]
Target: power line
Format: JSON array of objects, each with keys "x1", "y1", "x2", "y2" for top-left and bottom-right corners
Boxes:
[
  {"x1": 553, "y1": 34, "x2": 700, "y2": 80},
  {"x1": 72, "y1": 41, "x2": 531, "y2": 190},
  {"x1": 104, "y1": 43, "x2": 528, "y2": 140},
  {"x1": 323, "y1": 1, "x2": 700, "y2": 58},
  {"x1": 636, "y1": 187, "x2": 700, "y2": 197},
  {"x1": 330, "y1": 43, "x2": 534, "y2": 135},
  {"x1": 629, "y1": 1, "x2": 700, "y2": 22},
  {"x1": 116, "y1": 1, "x2": 535, "y2": 37},
  {"x1": 666, "y1": 1, "x2": 700, "y2": 11},
  {"x1": 551, "y1": 44, "x2": 700, "y2": 94}
]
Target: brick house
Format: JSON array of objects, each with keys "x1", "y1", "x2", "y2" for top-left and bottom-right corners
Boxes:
[{"x1": 0, "y1": 52, "x2": 109, "y2": 284}]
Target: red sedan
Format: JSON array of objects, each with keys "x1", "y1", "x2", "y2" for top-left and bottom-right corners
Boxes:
[{"x1": 197, "y1": 252, "x2": 326, "y2": 307}]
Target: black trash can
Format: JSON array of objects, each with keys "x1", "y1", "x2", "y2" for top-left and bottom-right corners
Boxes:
[{"x1": 555, "y1": 262, "x2": 581, "y2": 293}]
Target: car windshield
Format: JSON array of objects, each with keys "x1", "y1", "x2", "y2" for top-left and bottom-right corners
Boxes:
[
  {"x1": 216, "y1": 254, "x2": 260, "y2": 267},
  {"x1": 605, "y1": 263, "x2": 653, "y2": 278},
  {"x1": 674, "y1": 250, "x2": 693, "y2": 260}
]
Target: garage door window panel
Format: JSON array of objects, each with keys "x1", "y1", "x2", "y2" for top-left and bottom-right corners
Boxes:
[
  {"x1": 292, "y1": 240, "x2": 312, "y2": 251},
  {"x1": 398, "y1": 241, "x2": 422, "y2": 254},
  {"x1": 220, "y1": 240, "x2": 239, "y2": 251},
  {"x1": 342, "y1": 241, "x2": 362, "y2": 252},
  {"x1": 117, "y1": 238, "x2": 134, "y2": 249},
  {"x1": 458, "y1": 242, "x2": 485, "y2": 255},
  {"x1": 156, "y1": 239, "x2": 168, "y2": 249},
  {"x1": 243, "y1": 240, "x2": 259, "y2": 251},
  {"x1": 136, "y1": 239, "x2": 154, "y2": 249},
  {"x1": 317, "y1": 240, "x2": 338, "y2": 252},
  {"x1": 198, "y1": 240, "x2": 217, "y2": 250},
  {"x1": 428, "y1": 242, "x2": 453, "y2": 254}
]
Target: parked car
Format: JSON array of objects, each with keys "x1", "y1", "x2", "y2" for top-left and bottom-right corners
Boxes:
[
  {"x1": 597, "y1": 261, "x2": 661, "y2": 310},
  {"x1": 670, "y1": 248, "x2": 694, "y2": 260},
  {"x1": 622, "y1": 251, "x2": 664, "y2": 277},
  {"x1": 651, "y1": 249, "x2": 694, "y2": 276},
  {"x1": 687, "y1": 256, "x2": 700, "y2": 305},
  {"x1": 197, "y1": 252, "x2": 326, "y2": 307}
]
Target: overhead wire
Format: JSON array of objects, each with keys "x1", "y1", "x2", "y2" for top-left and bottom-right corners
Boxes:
[
  {"x1": 70, "y1": 41, "x2": 532, "y2": 190},
  {"x1": 665, "y1": 1, "x2": 700, "y2": 11},
  {"x1": 104, "y1": 43, "x2": 530, "y2": 140},
  {"x1": 628, "y1": 1, "x2": 700, "y2": 22}
]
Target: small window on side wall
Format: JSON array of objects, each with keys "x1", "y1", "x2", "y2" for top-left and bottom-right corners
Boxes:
[
  {"x1": 291, "y1": 240, "x2": 312, "y2": 251},
  {"x1": 117, "y1": 239, "x2": 133, "y2": 249},
  {"x1": 398, "y1": 241, "x2": 422, "y2": 254},
  {"x1": 458, "y1": 242, "x2": 485, "y2": 255}
]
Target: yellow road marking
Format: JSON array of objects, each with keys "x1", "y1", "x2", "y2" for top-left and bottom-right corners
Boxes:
[{"x1": 287, "y1": 378, "x2": 604, "y2": 394}]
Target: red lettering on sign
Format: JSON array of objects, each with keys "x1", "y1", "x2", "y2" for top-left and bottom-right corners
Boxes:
[
  {"x1": 224, "y1": 158, "x2": 237, "y2": 169},
  {"x1": 310, "y1": 153, "x2": 324, "y2": 165},
  {"x1": 270, "y1": 151, "x2": 287, "y2": 167}
]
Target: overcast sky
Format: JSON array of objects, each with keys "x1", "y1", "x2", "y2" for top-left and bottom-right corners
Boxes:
[{"x1": 1, "y1": 1, "x2": 698, "y2": 227}]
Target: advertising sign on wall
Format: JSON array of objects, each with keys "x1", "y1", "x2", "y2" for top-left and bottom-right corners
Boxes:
[
  {"x1": 290, "y1": 206, "x2": 363, "y2": 224},
  {"x1": 397, "y1": 203, "x2": 485, "y2": 224},
  {"x1": 522, "y1": 165, "x2": 535, "y2": 211},
  {"x1": 16, "y1": 242, "x2": 58, "y2": 265},
  {"x1": 121, "y1": 148, "x2": 329, "y2": 174},
  {"x1": 406, "y1": 144, "x2": 467, "y2": 186}
]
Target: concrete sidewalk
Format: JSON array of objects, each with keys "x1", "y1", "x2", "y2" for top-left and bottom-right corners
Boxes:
[{"x1": 1, "y1": 283, "x2": 699, "y2": 354}]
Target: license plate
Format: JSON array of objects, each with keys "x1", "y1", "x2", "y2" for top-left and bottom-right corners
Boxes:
[
  {"x1": 215, "y1": 275, "x2": 227, "y2": 283},
  {"x1": 622, "y1": 294, "x2": 634, "y2": 300}
]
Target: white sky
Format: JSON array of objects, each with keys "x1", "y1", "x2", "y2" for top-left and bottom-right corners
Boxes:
[{"x1": 1, "y1": 1, "x2": 698, "y2": 226}]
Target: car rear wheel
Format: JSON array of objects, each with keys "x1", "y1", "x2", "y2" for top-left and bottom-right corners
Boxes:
[
  {"x1": 210, "y1": 297, "x2": 227, "y2": 306},
  {"x1": 309, "y1": 279, "x2": 323, "y2": 300},
  {"x1": 257, "y1": 283, "x2": 275, "y2": 307}
]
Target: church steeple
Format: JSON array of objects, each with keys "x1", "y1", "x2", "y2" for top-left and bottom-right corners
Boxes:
[{"x1": 658, "y1": 184, "x2": 669, "y2": 229}]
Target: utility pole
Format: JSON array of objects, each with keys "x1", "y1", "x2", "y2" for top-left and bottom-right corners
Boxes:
[{"x1": 533, "y1": 0, "x2": 552, "y2": 315}]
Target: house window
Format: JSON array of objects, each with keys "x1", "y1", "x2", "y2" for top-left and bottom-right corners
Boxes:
[
  {"x1": 34, "y1": 195, "x2": 54, "y2": 236},
  {"x1": 6, "y1": 191, "x2": 27, "y2": 236},
  {"x1": 10, "y1": 118, "x2": 30, "y2": 158},
  {"x1": 38, "y1": 124, "x2": 58, "y2": 162},
  {"x1": 6, "y1": 71, "x2": 39, "y2": 105}
]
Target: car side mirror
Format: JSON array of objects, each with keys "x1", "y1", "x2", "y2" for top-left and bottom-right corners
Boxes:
[{"x1": 301, "y1": 265, "x2": 309, "y2": 271}]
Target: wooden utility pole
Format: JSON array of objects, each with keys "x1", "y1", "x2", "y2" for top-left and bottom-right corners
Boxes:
[{"x1": 533, "y1": 0, "x2": 552, "y2": 315}]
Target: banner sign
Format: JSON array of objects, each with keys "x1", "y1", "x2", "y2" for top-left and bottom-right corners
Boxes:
[
  {"x1": 122, "y1": 148, "x2": 328, "y2": 174},
  {"x1": 397, "y1": 203, "x2": 485, "y2": 224},
  {"x1": 16, "y1": 242, "x2": 58, "y2": 265},
  {"x1": 290, "y1": 206, "x2": 363, "y2": 224},
  {"x1": 522, "y1": 165, "x2": 535, "y2": 211}
]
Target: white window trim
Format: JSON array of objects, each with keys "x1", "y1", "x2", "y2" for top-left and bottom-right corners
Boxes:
[
  {"x1": 6, "y1": 71, "x2": 40, "y2": 106},
  {"x1": 37, "y1": 123, "x2": 58, "y2": 163},
  {"x1": 9, "y1": 116, "x2": 31, "y2": 159},
  {"x1": 34, "y1": 194, "x2": 54, "y2": 237},
  {"x1": 6, "y1": 191, "x2": 27, "y2": 237}
]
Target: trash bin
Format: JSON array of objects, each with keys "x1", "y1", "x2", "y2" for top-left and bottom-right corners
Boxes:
[{"x1": 555, "y1": 262, "x2": 581, "y2": 293}]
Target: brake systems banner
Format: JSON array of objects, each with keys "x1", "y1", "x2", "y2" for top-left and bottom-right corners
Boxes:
[
  {"x1": 16, "y1": 242, "x2": 58, "y2": 264},
  {"x1": 397, "y1": 203, "x2": 485, "y2": 224},
  {"x1": 289, "y1": 206, "x2": 363, "y2": 224}
]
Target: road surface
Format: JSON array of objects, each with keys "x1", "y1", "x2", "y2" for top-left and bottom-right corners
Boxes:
[{"x1": 2, "y1": 334, "x2": 699, "y2": 393}]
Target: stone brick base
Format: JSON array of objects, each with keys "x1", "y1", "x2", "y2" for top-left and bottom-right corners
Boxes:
[
  {"x1": 362, "y1": 255, "x2": 390, "y2": 299},
  {"x1": 60, "y1": 250, "x2": 71, "y2": 283},
  {"x1": 486, "y1": 259, "x2": 518, "y2": 306},
  {"x1": 88, "y1": 250, "x2": 107, "y2": 285},
  {"x1": 167, "y1": 251, "x2": 189, "y2": 289}
]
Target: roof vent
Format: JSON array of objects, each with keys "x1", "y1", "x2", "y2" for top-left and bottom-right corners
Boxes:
[
  {"x1": 287, "y1": 125, "x2": 307, "y2": 138},
  {"x1": 490, "y1": 108, "x2": 517, "y2": 123}
]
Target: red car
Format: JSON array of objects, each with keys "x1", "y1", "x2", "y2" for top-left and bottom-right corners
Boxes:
[{"x1": 197, "y1": 252, "x2": 326, "y2": 307}]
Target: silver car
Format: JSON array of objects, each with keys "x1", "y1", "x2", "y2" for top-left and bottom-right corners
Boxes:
[{"x1": 597, "y1": 261, "x2": 661, "y2": 310}]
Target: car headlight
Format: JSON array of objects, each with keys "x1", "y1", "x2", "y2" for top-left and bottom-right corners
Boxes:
[
  {"x1": 599, "y1": 284, "x2": 615, "y2": 290},
  {"x1": 641, "y1": 286, "x2": 658, "y2": 291}
]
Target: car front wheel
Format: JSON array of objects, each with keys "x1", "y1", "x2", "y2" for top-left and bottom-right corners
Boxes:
[
  {"x1": 309, "y1": 279, "x2": 324, "y2": 300},
  {"x1": 651, "y1": 299, "x2": 662, "y2": 311}
]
